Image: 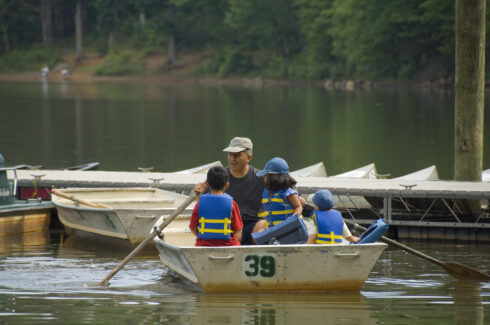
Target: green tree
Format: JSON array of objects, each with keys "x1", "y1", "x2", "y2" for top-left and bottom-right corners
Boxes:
[
  {"x1": 225, "y1": 0, "x2": 302, "y2": 77},
  {"x1": 295, "y1": 0, "x2": 334, "y2": 78}
]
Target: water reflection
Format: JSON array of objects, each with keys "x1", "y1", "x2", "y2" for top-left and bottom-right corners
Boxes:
[
  {"x1": 0, "y1": 230, "x2": 50, "y2": 255},
  {"x1": 0, "y1": 235, "x2": 489, "y2": 324},
  {"x1": 1, "y1": 82, "x2": 490, "y2": 176},
  {"x1": 190, "y1": 292, "x2": 377, "y2": 325},
  {"x1": 449, "y1": 281, "x2": 485, "y2": 325}
]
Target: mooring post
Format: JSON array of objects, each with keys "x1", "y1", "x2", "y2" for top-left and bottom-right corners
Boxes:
[{"x1": 383, "y1": 196, "x2": 392, "y2": 223}]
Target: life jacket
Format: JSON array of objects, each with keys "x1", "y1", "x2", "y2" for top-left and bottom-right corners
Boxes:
[
  {"x1": 197, "y1": 193, "x2": 233, "y2": 240},
  {"x1": 313, "y1": 210, "x2": 343, "y2": 244},
  {"x1": 259, "y1": 187, "x2": 297, "y2": 227}
]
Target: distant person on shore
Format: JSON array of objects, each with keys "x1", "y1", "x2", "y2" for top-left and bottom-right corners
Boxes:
[
  {"x1": 61, "y1": 69, "x2": 70, "y2": 80},
  {"x1": 193, "y1": 137, "x2": 267, "y2": 245},
  {"x1": 189, "y1": 166, "x2": 243, "y2": 246},
  {"x1": 306, "y1": 189, "x2": 360, "y2": 244},
  {"x1": 41, "y1": 65, "x2": 49, "y2": 78},
  {"x1": 256, "y1": 157, "x2": 302, "y2": 228}
]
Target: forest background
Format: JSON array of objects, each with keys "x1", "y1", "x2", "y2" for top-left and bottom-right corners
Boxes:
[{"x1": 0, "y1": 0, "x2": 489, "y2": 85}]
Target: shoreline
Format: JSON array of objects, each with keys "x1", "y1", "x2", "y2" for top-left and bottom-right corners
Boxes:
[{"x1": 0, "y1": 71, "x2": 455, "y2": 91}]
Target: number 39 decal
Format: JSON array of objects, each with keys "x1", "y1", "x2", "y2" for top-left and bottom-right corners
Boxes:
[{"x1": 243, "y1": 255, "x2": 276, "y2": 277}]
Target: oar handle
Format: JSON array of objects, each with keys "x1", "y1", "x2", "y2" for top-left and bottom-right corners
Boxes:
[
  {"x1": 99, "y1": 190, "x2": 198, "y2": 287},
  {"x1": 51, "y1": 189, "x2": 111, "y2": 209}
]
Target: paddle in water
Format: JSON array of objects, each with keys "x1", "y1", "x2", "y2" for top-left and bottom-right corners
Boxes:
[
  {"x1": 99, "y1": 190, "x2": 198, "y2": 287},
  {"x1": 345, "y1": 219, "x2": 490, "y2": 281}
]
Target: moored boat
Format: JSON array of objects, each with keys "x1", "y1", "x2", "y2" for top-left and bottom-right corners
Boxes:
[
  {"x1": 325, "y1": 163, "x2": 380, "y2": 210},
  {"x1": 153, "y1": 239, "x2": 387, "y2": 293},
  {"x1": 483, "y1": 169, "x2": 490, "y2": 182},
  {"x1": 64, "y1": 162, "x2": 100, "y2": 171},
  {"x1": 173, "y1": 161, "x2": 223, "y2": 174},
  {"x1": 15, "y1": 161, "x2": 100, "y2": 200},
  {"x1": 290, "y1": 162, "x2": 327, "y2": 178},
  {"x1": 364, "y1": 165, "x2": 440, "y2": 212},
  {"x1": 51, "y1": 187, "x2": 196, "y2": 248},
  {"x1": 394, "y1": 165, "x2": 439, "y2": 181},
  {"x1": 331, "y1": 163, "x2": 379, "y2": 179},
  {"x1": 0, "y1": 154, "x2": 53, "y2": 237}
]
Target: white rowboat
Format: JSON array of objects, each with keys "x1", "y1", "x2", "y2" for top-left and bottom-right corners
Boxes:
[
  {"x1": 154, "y1": 239, "x2": 387, "y2": 293},
  {"x1": 173, "y1": 161, "x2": 223, "y2": 174},
  {"x1": 394, "y1": 165, "x2": 439, "y2": 181},
  {"x1": 290, "y1": 162, "x2": 327, "y2": 178},
  {"x1": 52, "y1": 188, "x2": 196, "y2": 247},
  {"x1": 332, "y1": 163, "x2": 378, "y2": 179},
  {"x1": 327, "y1": 163, "x2": 379, "y2": 209},
  {"x1": 483, "y1": 169, "x2": 490, "y2": 182}
]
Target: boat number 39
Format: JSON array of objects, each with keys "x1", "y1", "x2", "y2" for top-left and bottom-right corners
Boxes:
[{"x1": 243, "y1": 255, "x2": 275, "y2": 277}]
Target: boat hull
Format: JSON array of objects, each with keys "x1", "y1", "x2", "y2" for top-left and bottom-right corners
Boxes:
[
  {"x1": 0, "y1": 202, "x2": 53, "y2": 236},
  {"x1": 154, "y1": 239, "x2": 387, "y2": 293}
]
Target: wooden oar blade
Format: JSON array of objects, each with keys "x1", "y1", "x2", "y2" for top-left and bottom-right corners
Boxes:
[{"x1": 443, "y1": 262, "x2": 490, "y2": 281}]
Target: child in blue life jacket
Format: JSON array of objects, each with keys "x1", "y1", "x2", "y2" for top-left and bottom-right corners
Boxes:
[
  {"x1": 256, "y1": 157, "x2": 303, "y2": 228},
  {"x1": 189, "y1": 166, "x2": 243, "y2": 246},
  {"x1": 306, "y1": 189, "x2": 360, "y2": 244}
]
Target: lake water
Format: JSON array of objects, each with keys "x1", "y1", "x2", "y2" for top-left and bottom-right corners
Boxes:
[
  {"x1": 0, "y1": 231, "x2": 489, "y2": 324},
  {"x1": 0, "y1": 80, "x2": 489, "y2": 324},
  {"x1": 0, "y1": 80, "x2": 489, "y2": 178}
]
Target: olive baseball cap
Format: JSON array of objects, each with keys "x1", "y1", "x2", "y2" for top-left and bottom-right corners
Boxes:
[{"x1": 223, "y1": 137, "x2": 253, "y2": 153}]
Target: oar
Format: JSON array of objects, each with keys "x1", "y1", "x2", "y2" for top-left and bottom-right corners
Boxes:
[
  {"x1": 98, "y1": 190, "x2": 198, "y2": 287},
  {"x1": 51, "y1": 189, "x2": 111, "y2": 209},
  {"x1": 345, "y1": 219, "x2": 490, "y2": 281}
]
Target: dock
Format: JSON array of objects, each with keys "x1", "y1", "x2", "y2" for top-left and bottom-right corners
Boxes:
[{"x1": 8, "y1": 169, "x2": 490, "y2": 242}]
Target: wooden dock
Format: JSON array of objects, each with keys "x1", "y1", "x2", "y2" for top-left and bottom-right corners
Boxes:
[{"x1": 8, "y1": 169, "x2": 490, "y2": 242}]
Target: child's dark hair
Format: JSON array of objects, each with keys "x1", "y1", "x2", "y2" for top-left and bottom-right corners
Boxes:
[
  {"x1": 207, "y1": 166, "x2": 229, "y2": 190},
  {"x1": 265, "y1": 173, "x2": 297, "y2": 191}
]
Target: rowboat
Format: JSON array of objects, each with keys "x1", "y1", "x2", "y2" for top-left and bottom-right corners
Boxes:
[
  {"x1": 332, "y1": 163, "x2": 379, "y2": 179},
  {"x1": 0, "y1": 154, "x2": 53, "y2": 237},
  {"x1": 394, "y1": 165, "x2": 439, "y2": 181},
  {"x1": 483, "y1": 169, "x2": 490, "y2": 182},
  {"x1": 153, "y1": 238, "x2": 387, "y2": 293},
  {"x1": 290, "y1": 162, "x2": 327, "y2": 178},
  {"x1": 364, "y1": 165, "x2": 440, "y2": 212},
  {"x1": 0, "y1": 200, "x2": 53, "y2": 237},
  {"x1": 326, "y1": 163, "x2": 380, "y2": 209},
  {"x1": 173, "y1": 161, "x2": 223, "y2": 174},
  {"x1": 14, "y1": 161, "x2": 100, "y2": 200},
  {"x1": 65, "y1": 162, "x2": 100, "y2": 171},
  {"x1": 51, "y1": 187, "x2": 196, "y2": 248}
]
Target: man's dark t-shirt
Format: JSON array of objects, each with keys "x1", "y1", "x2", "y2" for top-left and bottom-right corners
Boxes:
[{"x1": 225, "y1": 165, "x2": 265, "y2": 225}]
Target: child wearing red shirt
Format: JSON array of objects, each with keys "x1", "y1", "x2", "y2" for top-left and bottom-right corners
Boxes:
[{"x1": 189, "y1": 166, "x2": 243, "y2": 246}]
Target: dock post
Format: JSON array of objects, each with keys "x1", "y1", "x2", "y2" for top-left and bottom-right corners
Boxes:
[{"x1": 383, "y1": 197, "x2": 392, "y2": 223}]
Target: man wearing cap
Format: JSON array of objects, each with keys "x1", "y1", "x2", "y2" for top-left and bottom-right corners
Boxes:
[{"x1": 194, "y1": 137, "x2": 266, "y2": 245}]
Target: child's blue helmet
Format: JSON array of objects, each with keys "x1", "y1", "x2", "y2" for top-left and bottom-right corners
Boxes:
[{"x1": 313, "y1": 189, "x2": 334, "y2": 210}]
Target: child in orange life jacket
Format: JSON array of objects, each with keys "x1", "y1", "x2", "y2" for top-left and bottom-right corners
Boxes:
[
  {"x1": 306, "y1": 189, "x2": 360, "y2": 244},
  {"x1": 189, "y1": 166, "x2": 243, "y2": 246},
  {"x1": 256, "y1": 157, "x2": 302, "y2": 228}
]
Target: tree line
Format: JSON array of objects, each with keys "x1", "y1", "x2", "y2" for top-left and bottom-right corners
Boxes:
[{"x1": 0, "y1": 0, "x2": 489, "y2": 80}]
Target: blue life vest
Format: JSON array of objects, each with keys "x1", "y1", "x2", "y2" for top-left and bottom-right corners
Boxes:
[
  {"x1": 259, "y1": 187, "x2": 297, "y2": 227},
  {"x1": 197, "y1": 193, "x2": 233, "y2": 240},
  {"x1": 313, "y1": 210, "x2": 343, "y2": 244}
]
